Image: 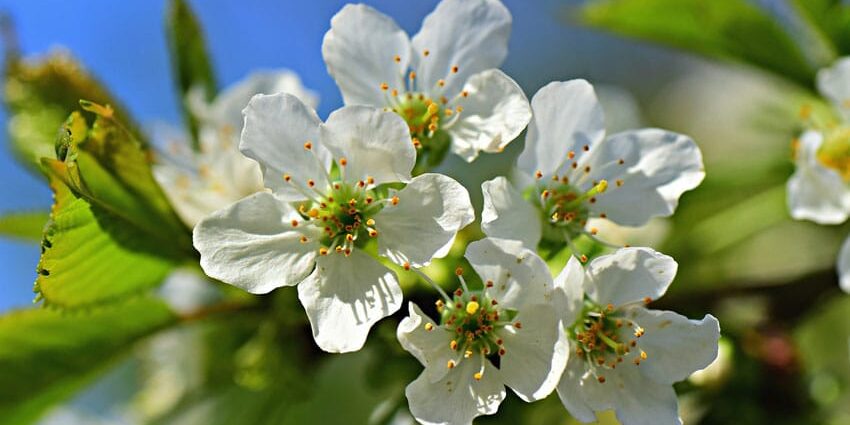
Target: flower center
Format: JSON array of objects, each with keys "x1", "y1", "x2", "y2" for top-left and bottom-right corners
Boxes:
[
  {"x1": 378, "y1": 51, "x2": 468, "y2": 172},
  {"x1": 568, "y1": 298, "x2": 649, "y2": 384},
  {"x1": 421, "y1": 270, "x2": 520, "y2": 381},
  {"x1": 815, "y1": 127, "x2": 850, "y2": 181},
  {"x1": 283, "y1": 145, "x2": 397, "y2": 257},
  {"x1": 294, "y1": 178, "x2": 385, "y2": 255}
]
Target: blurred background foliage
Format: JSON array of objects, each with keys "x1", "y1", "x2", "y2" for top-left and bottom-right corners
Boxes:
[{"x1": 0, "y1": 0, "x2": 848, "y2": 424}]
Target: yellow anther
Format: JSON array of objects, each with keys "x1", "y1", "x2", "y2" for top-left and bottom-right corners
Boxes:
[
  {"x1": 339, "y1": 157, "x2": 348, "y2": 166},
  {"x1": 424, "y1": 323, "x2": 434, "y2": 331},
  {"x1": 455, "y1": 106, "x2": 463, "y2": 113},
  {"x1": 299, "y1": 236, "x2": 309, "y2": 244},
  {"x1": 590, "y1": 227, "x2": 598, "y2": 235},
  {"x1": 455, "y1": 266, "x2": 464, "y2": 276},
  {"x1": 473, "y1": 372, "x2": 483, "y2": 381},
  {"x1": 346, "y1": 234, "x2": 354, "y2": 242},
  {"x1": 640, "y1": 350, "x2": 648, "y2": 360},
  {"x1": 308, "y1": 208, "x2": 319, "y2": 218},
  {"x1": 616, "y1": 179, "x2": 624, "y2": 187},
  {"x1": 319, "y1": 247, "x2": 329, "y2": 256},
  {"x1": 391, "y1": 89, "x2": 399, "y2": 97},
  {"x1": 290, "y1": 219, "x2": 299, "y2": 227},
  {"x1": 283, "y1": 174, "x2": 291, "y2": 182},
  {"x1": 366, "y1": 218, "x2": 375, "y2": 226},
  {"x1": 393, "y1": 55, "x2": 401, "y2": 63},
  {"x1": 403, "y1": 262, "x2": 411, "y2": 271},
  {"x1": 447, "y1": 360, "x2": 456, "y2": 369},
  {"x1": 437, "y1": 79, "x2": 445, "y2": 87},
  {"x1": 304, "y1": 141, "x2": 312, "y2": 150},
  {"x1": 535, "y1": 170, "x2": 543, "y2": 179},
  {"x1": 428, "y1": 123, "x2": 438, "y2": 132},
  {"x1": 367, "y1": 176, "x2": 375, "y2": 185},
  {"x1": 461, "y1": 90, "x2": 468, "y2": 98},
  {"x1": 451, "y1": 65, "x2": 459, "y2": 73},
  {"x1": 391, "y1": 196, "x2": 400, "y2": 205},
  {"x1": 409, "y1": 71, "x2": 416, "y2": 80},
  {"x1": 466, "y1": 301, "x2": 480, "y2": 315},
  {"x1": 450, "y1": 340, "x2": 458, "y2": 350},
  {"x1": 597, "y1": 180, "x2": 608, "y2": 193},
  {"x1": 307, "y1": 179, "x2": 315, "y2": 188},
  {"x1": 464, "y1": 350, "x2": 473, "y2": 359},
  {"x1": 427, "y1": 103, "x2": 439, "y2": 115},
  {"x1": 380, "y1": 82, "x2": 389, "y2": 91},
  {"x1": 368, "y1": 229, "x2": 378, "y2": 237},
  {"x1": 423, "y1": 49, "x2": 430, "y2": 56}
]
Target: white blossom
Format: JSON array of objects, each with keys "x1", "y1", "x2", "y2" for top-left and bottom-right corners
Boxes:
[
  {"x1": 553, "y1": 248, "x2": 720, "y2": 425},
  {"x1": 481, "y1": 80, "x2": 704, "y2": 257},
  {"x1": 322, "y1": 0, "x2": 531, "y2": 163},
  {"x1": 193, "y1": 94, "x2": 474, "y2": 353},
  {"x1": 397, "y1": 238, "x2": 567, "y2": 425}
]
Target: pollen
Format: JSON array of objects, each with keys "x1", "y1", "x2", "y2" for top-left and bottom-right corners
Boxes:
[
  {"x1": 423, "y1": 49, "x2": 430, "y2": 56},
  {"x1": 307, "y1": 179, "x2": 315, "y2": 188},
  {"x1": 391, "y1": 196, "x2": 400, "y2": 205},
  {"x1": 303, "y1": 141, "x2": 312, "y2": 150},
  {"x1": 393, "y1": 55, "x2": 401, "y2": 63},
  {"x1": 461, "y1": 91, "x2": 468, "y2": 98},
  {"x1": 380, "y1": 82, "x2": 389, "y2": 91},
  {"x1": 339, "y1": 157, "x2": 347, "y2": 167},
  {"x1": 290, "y1": 219, "x2": 299, "y2": 227},
  {"x1": 319, "y1": 247, "x2": 329, "y2": 256},
  {"x1": 466, "y1": 301, "x2": 480, "y2": 315},
  {"x1": 451, "y1": 65, "x2": 459, "y2": 73},
  {"x1": 450, "y1": 340, "x2": 459, "y2": 350},
  {"x1": 403, "y1": 262, "x2": 411, "y2": 271},
  {"x1": 283, "y1": 174, "x2": 291, "y2": 182}
]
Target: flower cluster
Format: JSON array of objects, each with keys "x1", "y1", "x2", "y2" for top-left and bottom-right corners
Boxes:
[
  {"x1": 788, "y1": 57, "x2": 850, "y2": 293},
  {"x1": 180, "y1": 0, "x2": 721, "y2": 423}
]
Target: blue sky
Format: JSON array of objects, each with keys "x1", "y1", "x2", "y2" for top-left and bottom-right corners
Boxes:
[{"x1": 0, "y1": 0, "x2": 680, "y2": 311}]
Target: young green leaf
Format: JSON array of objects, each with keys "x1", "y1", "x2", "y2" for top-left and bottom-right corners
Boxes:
[
  {"x1": 577, "y1": 0, "x2": 816, "y2": 87},
  {"x1": 0, "y1": 297, "x2": 177, "y2": 424},
  {"x1": 0, "y1": 211, "x2": 49, "y2": 242},
  {"x1": 166, "y1": 0, "x2": 218, "y2": 150},
  {"x1": 34, "y1": 170, "x2": 181, "y2": 308}
]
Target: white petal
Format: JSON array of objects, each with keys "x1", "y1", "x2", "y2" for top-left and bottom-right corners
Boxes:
[
  {"x1": 585, "y1": 247, "x2": 677, "y2": 307},
  {"x1": 516, "y1": 80, "x2": 605, "y2": 179},
  {"x1": 464, "y1": 237, "x2": 552, "y2": 309},
  {"x1": 586, "y1": 129, "x2": 704, "y2": 226},
  {"x1": 376, "y1": 173, "x2": 474, "y2": 267},
  {"x1": 320, "y1": 105, "x2": 416, "y2": 185},
  {"x1": 193, "y1": 192, "x2": 319, "y2": 294},
  {"x1": 206, "y1": 70, "x2": 319, "y2": 134},
  {"x1": 838, "y1": 235, "x2": 850, "y2": 293},
  {"x1": 557, "y1": 356, "x2": 681, "y2": 425},
  {"x1": 410, "y1": 0, "x2": 511, "y2": 96},
  {"x1": 499, "y1": 303, "x2": 567, "y2": 402},
  {"x1": 480, "y1": 177, "x2": 541, "y2": 250},
  {"x1": 624, "y1": 308, "x2": 720, "y2": 385},
  {"x1": 447, "y1": 69, "x2": 531, "y2": 162},
  {"x1": 787, "y1": 130, "x2": 850, "y2": 224},
  {"x1": 405, "y1": 357, "x2": 506, "y2": 425},
  {"x1": 153, "y1": 162, "x2": 230, "y2": 227},
  {"x1": 322, "y1": 4, "x2": 411, "y2": 106},
  {"x1": 297, "y1": 250, "x2": 402, "y2": 353},
  {"x1": 555, "y1": 356, "x2": 604, "y2": 423},
  {"x1": 552, "y1": 255, "x2": 585, "y2": 326},
  {"x1": 397, "y1": 303, "x2": 457, "y2": 383},
  {"x1": 817, "y1": 57, "x2": 850, "y2": 120},
  {"x1": 239, "y1": 93, "x2": 330, "y2": 200}
]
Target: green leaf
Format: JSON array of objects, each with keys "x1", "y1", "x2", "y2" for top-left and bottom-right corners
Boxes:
[
  {"x1": 34, "y1": 171, "x2": 180, "y2": 308},
  {"x1": 3, "y1": 51, "x2": 145, "y2": 174},
  {"x1": 166, "y1": 0, "x2": 217, "y2": 150},
  {"x1": 793, "y1": 0, "x2": 850, "y2": 57},
  {"x1": 578, "y1": 0, "x2": 816, "y2": 87},
  {"x1": 0, "y1": 297, "x2": 178, "y2": 424},
  {"x1": 0, "y1": 211, "x2": 49, "y2": 242}
]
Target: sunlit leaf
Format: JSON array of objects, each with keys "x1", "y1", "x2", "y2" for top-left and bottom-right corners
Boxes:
[
  {"x1": 578, "y1": 0, "x2": 815, "y2": 87},
  {"x1": 166, "y1": 0, "x2": 217, "y2": 149},
  {"x1": 0, "y1": 297, "x2": 178, "y2": 424},
  {"x1": 0, "y1": 211, "x2": 49, "y2": 242}
]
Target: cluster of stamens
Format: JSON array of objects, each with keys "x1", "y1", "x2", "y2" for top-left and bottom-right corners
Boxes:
[
  {"x1": 422, "y1": 268, "x2": 519, "y2": 382},
  {"x1": 284, "y1": 143, "x2": 398, "y2": 256},
  {"x1": 569, "y1": 298, "x2": 651, "y2": 384},
  {"x1": 379, "y1": 50, "x2": 468, "y2": 150},
  {"x1": 530, "y1": 145, "x2": 628, "y2": 260}
]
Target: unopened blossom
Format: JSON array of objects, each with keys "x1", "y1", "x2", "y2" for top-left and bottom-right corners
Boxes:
[
  {"x1": 154, "y1": 70, "x2": 318, "y2": 227},
  {"x1": 481, "y1": 80, "x2": 704, "y2": 258},
  {"x1": 398, "y1": 238, "x2": 567, "y2": 425},
  {"x1": 322, "y1": 0, "x2": 531, "y2": 164},
  {"x1": 788, "y1": 56, "x2": 850, "y2": 223},
  {"x1": 193, "y1": 94, "x2": 474, "y2": 353},
  {"x1": 553, "y1": 248, "x2": 720, "y2": 425}
]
